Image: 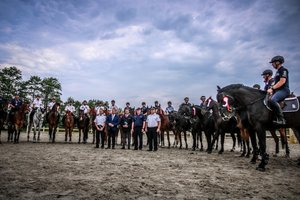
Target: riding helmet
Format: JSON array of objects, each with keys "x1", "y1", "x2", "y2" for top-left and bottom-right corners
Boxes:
[
  {"x1": 261, "y1": 69, "x2": 273, "y2": 76},
  {"x1": 269, "y1": 55, "x2": 284, "y2": 64}
]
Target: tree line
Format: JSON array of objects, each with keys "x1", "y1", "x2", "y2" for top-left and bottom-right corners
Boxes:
[
  {"x1": 0, "y1": 66, "x2": 62, "y2": 108},
  {"x1": 0, "y1": 66, "x2": 111, "y2": 111}
]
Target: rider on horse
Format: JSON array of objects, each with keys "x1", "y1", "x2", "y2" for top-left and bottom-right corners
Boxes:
[
  {"x1": 141, "y1": 102, "x2": 149, "y2": 115},
  {"x1": 7, "y1": 94, "x2": 23, "y2": 125},
  {"x1": 261, "y1": 69, "x2": 274, "y2": 91},
  {"x1": 179, "y1": 97, "x2": 192, "y2": 116},
  {"x1": 267, "y1": 55, "x2": 290, "y2": 125},
  {"x1": 165, "y1": 101, "x2": 175, "y2": 114},
  {"x1": 29, "y1": 94, "x2": 43, "y2": 123}
]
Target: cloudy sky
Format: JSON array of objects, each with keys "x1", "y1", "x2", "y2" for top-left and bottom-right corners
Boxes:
[{"x1": 0, "y1": 0, "x2": 299, "y2": 109}]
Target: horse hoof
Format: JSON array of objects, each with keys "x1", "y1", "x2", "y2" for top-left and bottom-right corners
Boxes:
[
  {"x1": 207, "y1": 150, "x2": 212, "y2": 154},
  {"x1": 250, "y1": 160, "x2": 256, "y2": 164},
  {"x1": 246, "y1": 154, "x2": 250, "y2": 158},
  {"x1": 285, "y1": 154, "x2": 290, "y2": 158},
  {"x1": 199, "y1": 148, "x2": 203, "y2": 152},
  {"x1": 256, "y1": 166, "x2": 266, "y2": 172},
  {"x1": 230, "y1": 149, "x2": 234, "y2": 152},
  {"x1": 273, "y1": 154, "x2": 278, "y2": 157},
  {"x1": 218, "y1": 151, "x2": 223, "y2": 154}
]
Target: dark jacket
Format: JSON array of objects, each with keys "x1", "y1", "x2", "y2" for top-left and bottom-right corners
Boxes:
[{"x1": 106, "y1": 114, "x2": 119, "y2": 132}]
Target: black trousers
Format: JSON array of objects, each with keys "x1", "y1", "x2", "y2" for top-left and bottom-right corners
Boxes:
[
  {"x1": 107, "y1": 128, "x2": 117, "y2": 148},
  {"x1": 96, "y1": 129, "x2": 105, "y2": 148},
  {"x1": 122, "y1": 128, "x2": 131, "y2": 149},
  {"x1": 148, "y1": 127, "x2": 158, "y2": 151},
  {"x1": 134, "y1": 126, "x2": 143, "y2": 150}
]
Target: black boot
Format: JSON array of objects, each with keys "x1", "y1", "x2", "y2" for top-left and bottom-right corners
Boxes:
[{"x1": 270, "y1": 101, "x2": 286, "y2": 125}]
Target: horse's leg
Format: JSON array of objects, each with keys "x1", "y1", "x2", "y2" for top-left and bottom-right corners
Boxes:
[
  {"x1": 52, "y1": 127, "x2": 56, "y2": 143},
  {"x1": 246, "y1": 139, "x2": 251, "y2": 158},
  {"x1": 179, "y1": 131, "x2": 182, "y2": 149},
  {"x1": 69, "y1": 128, "x2": 72, "y2": 142},
  {"x1": 256, "y1": 128, "x2": 269, "y2": 172},
  {"x1": 249, "y1": 128, "x2": 258, "y2": 164},
  {"x1": 219, "y1": 131, "x2": 225, "y2": 154},
  {"x1": 33, "y1": 123, "x2": 37, "y2": 142},
  {"x1": 184, "y1": 131, "x2": 188, "y2": 149},
  {"x1": 160, "y1": 130, "x2": 164, "y2": 147},
  {"x1": 37, "y1": 123, "x2": 41, "y2": 142},
  {"x1": 230, "y1": 132, "x2": 236, "y2": 152},
  {"x1": 167, "y1": 130, "x2": 171, "y2": 148},
  {"x1": 65, "y1": 128, "x2": 68, "y2": 142},
  {"x1": 270, "y1": 130, "x2": 279, "y2": 156},
  {"x1": 282, "y1": 128, "x2": 290, "y2": 158},
  {"x1": 199, "y1": 131, "x2": 204, "y2": 151},
  {"x1": 205, "y1": 130, "x2": 212, "y2": 153},
  {"x1": 78, "y1": 129, "x2": 81, "y2": 144},
  {"x1": 192, "y1": 129, "x2": 196, "y2": 151},
  {"x1": 27, "y1": 122, "x2": 32, "y2": 142}
]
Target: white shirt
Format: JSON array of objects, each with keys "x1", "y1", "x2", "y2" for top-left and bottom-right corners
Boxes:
[
  {"x1": 48, "y1": 102, "x2": 56, "y2": 110},
  {"x1": 146, "y1": 114, "x2": 161, "y2": 128},
  {"x1": 109, "y1": 105, "x2": 118, "y2": 111},
  {"x1": 32, "y1": 98, "x2": 43, "y2": 109},
  {"x1": 80, "y1": 105, "x2": 90, "y2": 114},
  {"x1": 94, "y1": 114, "x2": 106, "y2": 126},
  {"x1": 95, "y1": 106, "x2": 105, "y2": 115},
  {"x1": 65, "y1": 105, "x2": 75, "y2": 113}
]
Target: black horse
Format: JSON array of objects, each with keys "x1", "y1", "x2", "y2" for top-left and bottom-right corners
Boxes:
[
  {"x1": 217, "y1": 84, "x2": 300, "y2": 171},
  {"x1": 192, "y1": 105, "x2": 216, "y2": 153},
  {"x1": 206, "y1": 98, "x2": 242, "y2": 154}
]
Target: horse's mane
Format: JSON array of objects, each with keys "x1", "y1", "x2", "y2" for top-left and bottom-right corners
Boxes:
[{"x1": 218, "y1": 84, "x2": 267, "y2": 95}]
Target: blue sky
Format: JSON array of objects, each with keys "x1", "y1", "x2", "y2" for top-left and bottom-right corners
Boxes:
[{"x1": 0, "y1": 0, "x2": 300, "y2": 109}]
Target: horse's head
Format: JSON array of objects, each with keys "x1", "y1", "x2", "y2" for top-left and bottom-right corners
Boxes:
[{"x1": 178, "y1": 104, "x2": 192, "y2": 116}]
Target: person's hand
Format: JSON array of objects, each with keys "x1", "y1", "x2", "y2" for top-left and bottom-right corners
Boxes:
[{"x1": 267, "y1": 88, "x2": 273, "y2": 94}]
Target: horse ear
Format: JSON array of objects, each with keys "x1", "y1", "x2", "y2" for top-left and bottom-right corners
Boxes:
[{"x1": 217, "y1": 85, "x2": 221, "y2": 91}]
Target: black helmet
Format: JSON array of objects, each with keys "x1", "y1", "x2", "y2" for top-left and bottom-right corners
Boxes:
[
  {"x1": 154, "y1": 100, "x2": 158, "y2": 104},
  {"x1": 167, "y1": 101, "x2": 172, "y2": 104},
  {"x1": 253, "y1": 84, "x2": 261, "y2": 89},
  {"x1": 261, "y1": 69, "x2": 273, "y2": 76},
  {"x1": 184, "y1": 97, "x2": 189, "y2": 100},
  {"x1": 270, "y1": 55, "x2": 284, "y2": 64}
]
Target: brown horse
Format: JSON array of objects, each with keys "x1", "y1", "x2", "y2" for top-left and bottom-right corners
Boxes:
[
  {"x1": 89, "y1": 107, "x2": 97, "y2": 144},
  {"x1": 0, "y1": 99, "x2": 8, "y2": 144},
  {"x1": 64, "y1": 110, "x2": 74, "y2": 142},
  {"x1": 48, "y1": 103, "x2": 60, "y2": 143},
  {"x1": 156, "y1": 109, "x2": 177, "y2": 148},
  {"x1": 8, "y1": 103, "x2": 29, "y2": 143}
]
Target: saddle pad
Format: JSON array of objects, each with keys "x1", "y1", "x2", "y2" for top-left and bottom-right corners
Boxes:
[{"x1": 282, "y1": 97, "x2": 299, "y2": 113}]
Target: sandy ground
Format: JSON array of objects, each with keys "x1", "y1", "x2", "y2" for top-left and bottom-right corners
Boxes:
[{"x1": 0, "y1": 130, "x2": 300, "y2": 200}]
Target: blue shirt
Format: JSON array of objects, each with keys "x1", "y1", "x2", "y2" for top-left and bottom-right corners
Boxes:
[
  {"x1": 133, "y1": 114, "x2": 145, "y2": 127},
  {"x1": 274, "y1": 66, "x2": 289, "y2": 90}
]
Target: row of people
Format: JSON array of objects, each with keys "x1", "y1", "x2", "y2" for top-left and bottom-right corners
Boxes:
[{"x1": 94, "y1": 107, "x2": 161, "y2": 151}]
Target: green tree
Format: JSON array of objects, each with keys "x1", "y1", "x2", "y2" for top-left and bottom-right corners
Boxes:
[
  {"x1": 0, "y1": 66, "x2": 22, "y2": 99},
  {"x1": 41, "y1": 77, "x2": 62, "y2": 107},
  {"x1": 25, "y1": 75, "x2": 42, "y2": 100}
]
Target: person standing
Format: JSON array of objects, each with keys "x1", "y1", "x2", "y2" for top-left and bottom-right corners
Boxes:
[
  {"x1": 267, "y1": 55, "x2": 290, "y2": 125},
  {"x1": 145, "y1": 107, "x2": 161, "y2": 151},
  {"x1": 94, "y1": 108, "x2": 106, "y2": 149},
  {"x1": 133, "y1": 108, "x2": 146, "y2": 150},
  {"x1": 120, "y1": 108, "x2": 134, "y2": 149},
  {"x1": 106, "y1": 108, "x2": 119, "y2": 149}
]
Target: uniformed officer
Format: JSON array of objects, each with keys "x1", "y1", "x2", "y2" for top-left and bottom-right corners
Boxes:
[
  {"x1": 94, "y1": 108, "x2": 106, "y2": 148},
  {"x1": 261, "y1": 69, "x2": 274, "y2": 91},
  {"x1": 267, "y1": 55, "x2": 290, "y2": 125},
  {"x1": 133, "y1": 108, "x2": 146, "y2": 150},
  {"x1": 145, "y1": 107, "x2": 161, "y2": 151}
]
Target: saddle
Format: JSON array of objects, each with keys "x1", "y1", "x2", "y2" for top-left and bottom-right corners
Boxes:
[{"x1": 264, "y1": 95, "x2": 299, "y2": 113}]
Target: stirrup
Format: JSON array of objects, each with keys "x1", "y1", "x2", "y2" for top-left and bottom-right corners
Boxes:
[{"x1": 273, "y1": 118, "x2": 286, "y2": 125}]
